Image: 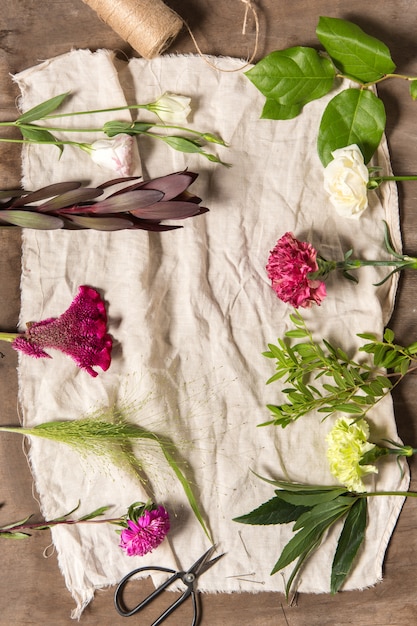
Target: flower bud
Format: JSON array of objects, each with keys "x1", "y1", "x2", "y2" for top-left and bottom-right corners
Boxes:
[
  {"x1": 148, "y1": 93, "x2": 192, "y2": 124},
  {"x1": 89, "y1": 134, "x2": 133, "y2": 177}
]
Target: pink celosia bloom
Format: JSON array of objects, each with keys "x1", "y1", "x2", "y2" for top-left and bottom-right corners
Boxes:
[
  {"x1": 266, "y1": 232, "x2": 327, "y2": 308},
  {"x1": 12, "y1": 285, "x2": 112, "y2": 377},
  {"x1": 119, "y1": 505, "x2": 170, "y2": 557}
]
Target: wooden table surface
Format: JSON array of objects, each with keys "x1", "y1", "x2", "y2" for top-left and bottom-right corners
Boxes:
[{"x1": 1, "y1": 1, "x2": 417, "y2": 624}]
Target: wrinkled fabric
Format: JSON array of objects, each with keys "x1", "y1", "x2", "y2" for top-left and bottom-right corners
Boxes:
[{"x1": 14, "y1": 50, "x2": 407, "y2": 618}]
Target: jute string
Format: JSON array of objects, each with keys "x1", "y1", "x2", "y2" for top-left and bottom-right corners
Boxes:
[
  {"x1": 185, "y1": 0, "x2": 259, "y2": 71},
  {"x1": 81, "y1": 0, "x2": 183, "y2": 59},
  {"x1": 82, "y1": 0, "x2": 259, "y2": 68}
]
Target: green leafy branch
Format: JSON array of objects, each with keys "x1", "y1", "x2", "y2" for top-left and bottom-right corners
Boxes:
[
  {"x1": 0, "y1": 501, "x2": 114, "y2": 540},
  {"x1": 0, "y1": 92, "x2": 228, "y2": 165},
  {"x1": 246, "y1": 16, "x2": 417, "y2": 165},
  {"x1": 262, "y1": 311, "x2": 417, "y2": 428},
  {"x1": 234, "y1": 476, "x2": 417, "y2": 598}
]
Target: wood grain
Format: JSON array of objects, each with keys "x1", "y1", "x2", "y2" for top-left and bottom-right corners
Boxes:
[{"x1": 1, "y1": 1, "x2": 417, "y2": 624}]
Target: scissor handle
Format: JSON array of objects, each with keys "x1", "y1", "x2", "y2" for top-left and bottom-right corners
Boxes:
[{"x1": 114, "y1": 565, "x2": 179, "y2": 617}]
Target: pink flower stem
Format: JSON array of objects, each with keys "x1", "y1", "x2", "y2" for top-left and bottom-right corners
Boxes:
[
  {"x1": 1, "y1": 517, "x2": 124, "y2": 534},
  {"x1": 0, "y1": 332, "x2": 20, "y2": 342}
]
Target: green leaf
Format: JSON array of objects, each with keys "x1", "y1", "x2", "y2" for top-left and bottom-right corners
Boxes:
[
  {"x1": 245, "y1": 46, "x2": 335, "y2": 113},
  {"x1": 400, "y1": 359, "x2": 410, "y2": 376},
  {"x1": 316, "y1": 17, "x2": 396, "y2": 83},
  {"x1": 317, "y1": 87, "x2": 386, "y2": 165},
  {"x1": 79, "y1": 505, "x2": 111, "y2": 521},
  {"x1": 289, "y1": 312, "x2": 304, "y2": 327},
  {"x1": 383, "y1": 328, "x2": 395, "y2": 343},
  {"x1": 331, "y1": 497, "x2": 367, "y2": 593},
  {"x1": 0, "y1": 210, "x2": 64, "y2": 229},
  {"x1": 357, "y1": 332, "x2": 378, "y2": 341},
  {"x1": 160, "y1": 443, "x2": 212, "y2": 543},
  {"x1": 233, "y1": 496, "x2": 310, "y2": 525},
  {"x1": 260, "y1": 98, "x2": 302, "y2": 120},
  {"x1": 285, "y1": 329, "x2": 309, "y2": 338},
  {"x1": 104, "y1": 121, "x2": 154, "y2": 137},
  {"x1": 251, "y1": 474, "x2": 344, "y2": 494},
  {"x1": 319, "y1": 403, "x2": 364, "y2": 414},
  {"x1": 276, "y1": 488, "x2": 347, "y2": 508},
  {"x1": 19, "y1": 126, "x2": 64, "y2": 156},
  {"x1": 271, "y1": 505, "x2": 345, "y2": 574},
  {"x1": 292, "y1": 497, "x2": 352, "y2": 531},
  {"x1": 410, "y1": 80, "x2": 417, "y2": 100},
  {"x1": 161, "y1": 136, "x2": 203, "y2": 154},
  {"x1": 283, "y1": 538, "x2": 322, "y2": 599},
  {"x1": 0, "y1": 514, "x2": 33, "y2": 530},
  {"x1": 0, "y1": 531, "x2": 31, "y2": 539},
  {"x1": 15, "y1": 93, "x2": 70, "y2": 124}
]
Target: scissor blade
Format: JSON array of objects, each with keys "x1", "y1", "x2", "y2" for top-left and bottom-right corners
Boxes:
[{"x1": 188, "y1": 545, "x2": 225, "y2": 578}]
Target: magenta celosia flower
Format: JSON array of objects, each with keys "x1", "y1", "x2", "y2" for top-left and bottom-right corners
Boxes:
[
  {"x1": 12, "y1": 285, "x2": 112, "y2": 377},
  {"x1": 266, "y1": 232, "x2": 327, "y2": 308},
  {"x1": 119, "y1": 503, "x2": 170, "y2": 557}
]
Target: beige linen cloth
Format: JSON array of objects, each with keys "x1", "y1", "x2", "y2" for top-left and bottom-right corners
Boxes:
[{"x1": 13, "y1": 50, "x2": 408, "y2": 618}]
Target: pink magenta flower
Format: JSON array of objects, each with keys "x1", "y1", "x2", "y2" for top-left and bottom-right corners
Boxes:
[
  {"x1": 119, "y1": 504, "x2": 170, "y2": 557},
  {"x1": 12, "y1": 285, "x2": 112, "y2": 377},
  {"x1": 266, "y1": 232, "x2": 327, "y2": 308}
]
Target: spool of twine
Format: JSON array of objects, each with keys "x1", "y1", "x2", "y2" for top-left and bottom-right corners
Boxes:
[{"x1": 82, "y1": 0, "x2": 183, "y2": 59}]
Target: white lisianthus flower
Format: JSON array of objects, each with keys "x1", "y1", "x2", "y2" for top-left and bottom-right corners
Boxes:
[
  {"x1": 323, "y1": 144, "x2": 369, "y2": 219},
  {"x1": 88, "y1": 134, "x2": 133, "y2": 177},
  {"x1": 326, "y1": 417, "x2": 378, "y2": 492},
  {"x1": 149, "y1": 93, "x2": 192, "y2": 124}
]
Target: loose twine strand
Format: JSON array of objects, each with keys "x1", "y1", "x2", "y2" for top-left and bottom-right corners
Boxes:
[
  {"x1": 82, "y1": 0, "x2": 260, "y2": 70},
  {"x1": 185, "y1": 0, "x2": 260, "y2": 72}
]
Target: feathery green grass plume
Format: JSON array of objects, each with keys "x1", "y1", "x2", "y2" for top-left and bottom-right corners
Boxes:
[{"x1": 0, "y1": 405, "x2": 212, "y2": 542}]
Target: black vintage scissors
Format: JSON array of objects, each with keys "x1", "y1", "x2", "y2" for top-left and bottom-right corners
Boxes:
[{"x1": 114, "y1": 545, "x2": 224, "y2": 625}]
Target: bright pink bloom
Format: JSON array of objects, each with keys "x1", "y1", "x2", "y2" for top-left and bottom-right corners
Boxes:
[
  {"x1": 12, "y1": 285, "x2": 112, "y2": 377},
  {"x1": 119, "y1": 505, "x2": 170, "y2": 557},
  {"x1": 266, "y1": 232, "x2": 327, "y2": 308}
]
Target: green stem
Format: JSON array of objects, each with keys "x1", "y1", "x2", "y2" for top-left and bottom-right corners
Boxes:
[
  {"x1": 2, "y1": 516, "x2": 123, "y2": 533},
  {"x1": 43, "y1": 104, "x2": 150, "y2": 120},
  {"x1": 335, "y1": 71, "x2": 417, "y2": 90},
  {"x1": 367, "y1": 73, "x2": 417, "y2": 87},
  {"x1": 379, "y1": 175, "x2": 417, "y2": 181},
  {"x1": 360, "y1": 490, "x2": 417, "y2": 498},
  {"x1": 19, "y1": 124, "x2": 104, "y2": 134},
  {"x1": 0, "y1": 426, "x2": 33, "y2": 435},
  {"x1": 0, "y1": 137, "x2": 88, "y2": 148},
  {"x1": 0, "y1": 332, "x2": 19, "y2": 342}
]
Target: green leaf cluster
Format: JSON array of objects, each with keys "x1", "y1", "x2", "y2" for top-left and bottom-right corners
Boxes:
[
  {"x1": 245, "y1": 16, "x2": 412, "y2": 165},
  {"x1": 262, "y1": 312, "x2": 417, "y2": 428},
  {"x1": 0, "y1": 501, "x2": 111, "y2": 539},
  {"x1": 14, "y1": 93, "x2": 70, "y2": 155},
  {"x1": 234, "y1": 478, "x2": 367, "y2": 596}
]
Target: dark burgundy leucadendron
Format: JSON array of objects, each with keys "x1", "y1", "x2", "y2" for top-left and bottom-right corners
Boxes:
[{"x1": 0, "y1": 170, "x2": 208, "y2": 231}]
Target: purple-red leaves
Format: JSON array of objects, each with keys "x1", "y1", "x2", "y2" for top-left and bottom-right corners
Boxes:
[{"x1": 0, "y1": 171, "x2": 208, "y2": 231}]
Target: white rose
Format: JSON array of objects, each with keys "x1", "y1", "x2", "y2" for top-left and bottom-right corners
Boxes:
[
  {"x1": 149, "y1": 93, "x2": 192, "y2": 124},
  {"x1": 323, "y1": 144, "x2": 369, "y2": 219},
  {"x1": 89, "y1": 134, "x2": 133, "y2": 177}
]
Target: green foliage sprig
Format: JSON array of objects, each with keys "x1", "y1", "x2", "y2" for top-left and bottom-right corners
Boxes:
[
  {"x1": 246, "y1": 16, "x2": 417, "y2": 165},
  {"x1": 0, "y1": 501, "x2": 114, "y2": 540},
  {"x1": 234, "y1": 476, "x2": 417, "y2": 598},
  {"x1": 0, "y1": 92, "x2": 228, "y2": 165},
  {"x1": 262, "y1": 311, "x2": 417, "y2": 428}
]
